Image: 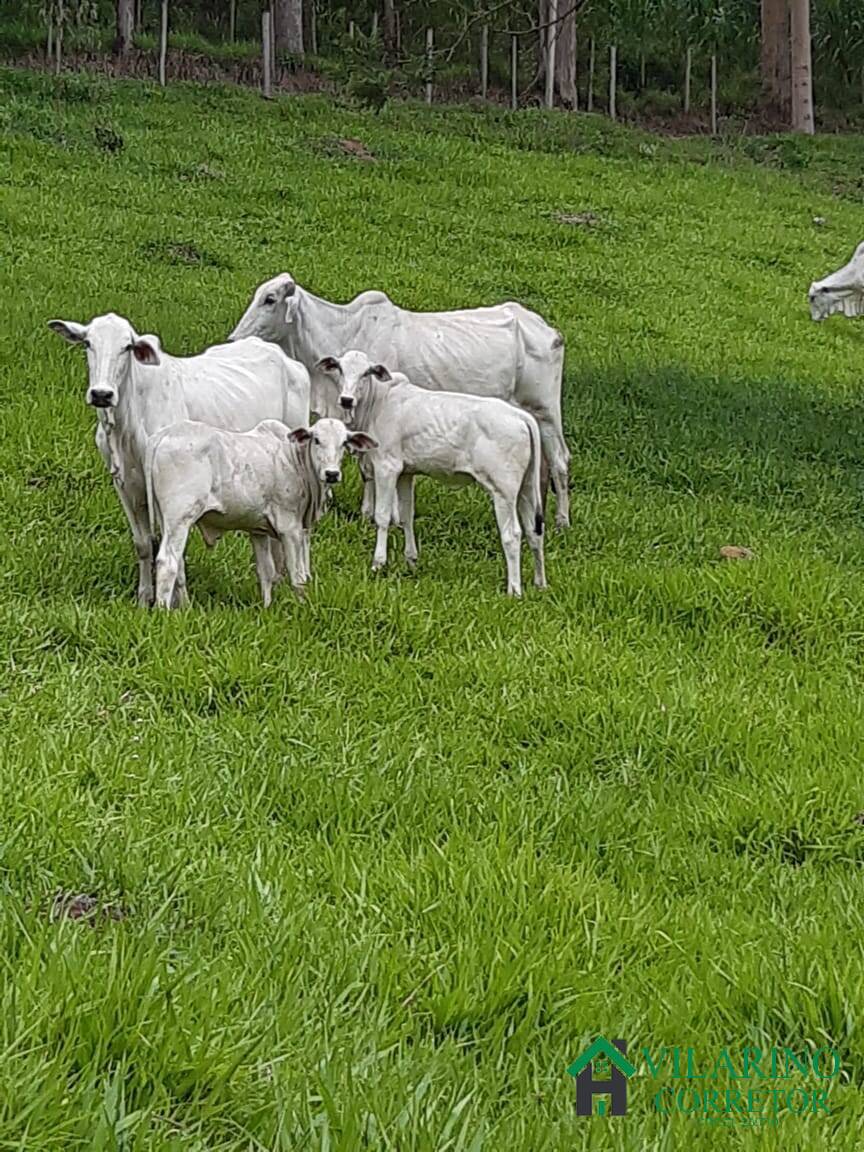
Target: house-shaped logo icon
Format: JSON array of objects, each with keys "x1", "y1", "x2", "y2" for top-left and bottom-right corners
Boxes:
[{"x1": 567, "y1": 1037, "x2": 635, "y2": 1116}]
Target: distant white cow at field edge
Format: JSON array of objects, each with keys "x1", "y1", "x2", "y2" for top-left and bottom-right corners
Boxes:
[
  {"x1": 228, "y1": 273, "x2": 570, "y2": 527},
  {"x1": 146, "y1": 418, "x2": 374, "y2": 608},
  {"x1": 48, "y1": 313, "x2": 310, "y2": 605},
  {"x1": 809, "y1": 242, "x2": 864, "y2": 321},
  {"x1": 317, "y1": 350, "x2": 546, "y2": 597}
]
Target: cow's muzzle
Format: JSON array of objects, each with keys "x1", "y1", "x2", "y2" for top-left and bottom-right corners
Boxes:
[
  {"x1": 339, "y1": 396, "x2": 354, "y2": 410},
  {"x1": 88, "y1": 389, "x2": 115, "y2": 408},
  {"x1": 325, "y1": 469, "x2": 341, "y2": 484}
]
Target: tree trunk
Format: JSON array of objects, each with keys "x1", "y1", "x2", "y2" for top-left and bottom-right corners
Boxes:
[
  {"x1": 556, "y1": 1, "x2": 577, "y2": 109},
  {"x1": 790, "y1": 0, "x2": 814, "y2": 132},
  {"x1": 710, "y1": 52, "x2": 717, "y2": 133},
  {"x1": 115, "y1": 0, "x2": 134, "y2": 55},
  {"x1": 383, "y1": 0, "x2": 395, "y2": 53},
  {"x1": 761, "y1": 0, "x2": 790, "y2": 114},
  {"x1": 425, "y1": 27, "x2": 433, "y2": 104},
  {"x1": 273, "y1": 0, "x2": 302, "y2": 56},
  {"x1": 47, "y1": 8, "x2": 53, "y2": 61},
  {"x1": 587, "y1": 36, "x2": 594, "y2": 110},
  {"x1": 55, "y1": 1, "x2": 63, "y2": 74},
  {"x1": 229, "y1": 0, "x2": 236, "y2": 43}
]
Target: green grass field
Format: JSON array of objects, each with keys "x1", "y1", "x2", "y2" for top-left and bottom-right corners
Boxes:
[{"x1": 3, "y1": 66, "x2": 864, "y2": 1149}]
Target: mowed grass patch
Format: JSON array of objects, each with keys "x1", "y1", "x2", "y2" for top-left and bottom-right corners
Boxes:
[{"x1": 2, "y1": 67, "x2": 864, "y2": 1149}]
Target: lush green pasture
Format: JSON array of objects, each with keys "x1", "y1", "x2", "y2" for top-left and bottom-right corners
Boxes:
[{"x1": 3, "y1": 67, "x2": 864, "y2": 1149}]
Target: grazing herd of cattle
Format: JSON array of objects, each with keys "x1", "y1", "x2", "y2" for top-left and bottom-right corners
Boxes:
[
  {"x1": 47, "y1": 245, "x2": 861, "y2": 607},
  {"x1": 49, "y1": 274, "x2": 568, "y2": 604}
]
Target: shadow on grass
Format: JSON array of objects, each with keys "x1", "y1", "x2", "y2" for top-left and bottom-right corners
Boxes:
[{"x1": 565, "y1": 361, "x2": 864, "y2": 509}]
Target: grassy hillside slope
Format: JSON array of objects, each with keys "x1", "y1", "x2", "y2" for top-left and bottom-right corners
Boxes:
[{"x1": 2, "y1": 68, "x2": 864, "y2": 1149}]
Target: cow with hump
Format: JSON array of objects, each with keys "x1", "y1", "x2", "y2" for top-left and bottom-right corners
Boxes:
[
  {"x1": 48, "y1": 312, "x2": 310, "y2": 606},
  {"x1": 228, "y1": 272, "x2": 571, "y2": 528}
]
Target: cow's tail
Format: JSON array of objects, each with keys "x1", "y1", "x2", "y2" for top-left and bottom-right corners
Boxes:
[{"x1": 524, "y1": 412, "x2": 544, "y2": 536}]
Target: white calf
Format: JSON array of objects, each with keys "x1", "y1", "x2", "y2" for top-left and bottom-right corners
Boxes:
[
  {"x1": 317, "y1": 351, "x2": 546, "y2": 597},
  {"x1": 145, "y1": 417, "x2": 375, "y2": 608}
]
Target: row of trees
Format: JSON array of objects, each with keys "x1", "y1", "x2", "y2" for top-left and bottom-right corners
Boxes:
[{"x1": 26, "y1": 1, "x2": 864, "y2": 130}]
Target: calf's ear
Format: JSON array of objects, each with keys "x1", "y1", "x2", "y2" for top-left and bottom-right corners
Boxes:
[
  {"x1": 48, "y1": 319, "x2": 88, "y2": 344},
  {"x1": 346, "y1": 432, "x2": 378, "y2": 454},
  {"x1": 366, "y1": 363, "x2": 392, "y2": 382},
  {"x1": 131, "y1": 335, "x2": 161, "y2": 366},
  {"x1": 315, "y1": 356, "x2": 341, "y2": 374},
  {"x1": 289, "y1": 427, "x2": 312, "y2": 444}
]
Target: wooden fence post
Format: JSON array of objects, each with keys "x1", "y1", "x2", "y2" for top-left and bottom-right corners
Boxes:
[
  {"x1": 511, "y1": 33, "x2": 517, "y2": 109},
  {"x1": 684, "y1": 44, "x2": 691, "y2": 113},
  {"x1": 348, "y1": 20, "x2": 354, "y2": 40},
  {"x1": 587, "y1": 36, "x2": 594, "y2": 110},
  {"x1": 609, "y1": 44, "x2": 617, "y2": 119},
  {"x1": 310, "y1": 3, "x2": 317, "y2": 55},
  {"x1": 159, "y1": 0, "x2": 168, "y2": 86},
  {"x1": 55, "y1": 0, "x2": 63, "y2": 74},
  {"x1": 545, "y1": 0, "x2": 558, "y2": 108},
  {"x1": 371, "y1": 11, "x2": 378, "y2": 38},
  {"x1": 426, "y1": 27, "x2": 433, "y2": 104},
  {"x1": 481, "y1": 24, "x2": 489, "y2": 100},
  {"x1": 262, "y1": 10, "x2": 272, "y2": 98},
  {"x1": 710, "y1": 53, "x2": 717, "y2": 134},
  {"x1": 229, "y1": 0, "x2": 236, "y2": 44}
]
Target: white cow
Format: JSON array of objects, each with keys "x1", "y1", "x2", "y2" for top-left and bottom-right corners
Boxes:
[
  {"x1": 146, "y1": 417, "x2": 375, "y2": 608},
  {"x1": 48, "y1": 312, "x2": 310, "y2": 606},
  {"x1": 317, "y1": 351, "x2": 546, "y2": 597},
  {"x1": 228, "y1": 273, "x2": 570, "y2": 527},
  {"x1": 809, "y1": 242, "x2": 864, "y2": 321}
]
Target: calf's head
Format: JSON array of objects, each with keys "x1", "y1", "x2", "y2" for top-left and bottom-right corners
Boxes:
[
  {"x1": 315, "y1": 350, "x2": 393, "y2": 421},
  {"x1": 288, "y1": 418, "x2": 376, "y2": 485},
  {"x1": 48, "y1": 312, "x2": 161, "y2": 408},
  {"x1": 809, "y1": 242, "x2": 864, "y2": 321},
  {"x1": 229, "y1": 273, "x2": 298, "y2": 342}
]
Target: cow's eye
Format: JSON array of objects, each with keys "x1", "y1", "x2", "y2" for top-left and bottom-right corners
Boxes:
[
  {"x1": 82, "y1": 339, "x2": 91, "y2": 350},
  {"x1": 264, "y1": 294, "x2": 276, "y2": 306},
  {"x1": 313, "y1": 436, "x2": 320, "y2": 445}
]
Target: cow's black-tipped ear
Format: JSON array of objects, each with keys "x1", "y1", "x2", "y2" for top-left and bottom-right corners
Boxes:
[
  {"x1": 289, "y1": 427, "x2": 312, "y2": 444},
  {"x1": 316, "y1": 356, "x2": 341, "y2": 374},
  {"x1": 48, "y1": 319, "x2": 88, "y2": 344},
  {"x1": 366, "y1": 363, "x2": 392, "y2": 382},
  {"x1": 130, "y1": 335, "x2": 161, "y2": 366},
  {"x1": 346, "y1": 431, "x2": 378, "y2": 454}
]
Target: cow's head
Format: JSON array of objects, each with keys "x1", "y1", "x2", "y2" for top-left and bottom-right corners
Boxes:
[
  {"x1": 288, "y1": 418, "x2": 376, "y2": 485},
  {"x1": 48, "y1": 312, "x2": 161, "y2": 408},
  {"x1": 809, "y1": 242, "x2": 864, "y2": 321},
  {"x1": 229, "y1": 273, "x2": 298, "y2": 343},
  {"x1": 315, "y1": 350, "x2": 392, "y2": 422}
]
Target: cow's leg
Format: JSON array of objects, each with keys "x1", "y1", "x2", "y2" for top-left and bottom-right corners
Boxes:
[
  {"x1": 277, "y1": 525, "x2": 307, "y2": 598},
  {"x1": 536, "y1": 417, "x2": 570, "y2": 529},
  {"x1": 172, "y1": 559, "x2": 190, "y2": 609},
  {"x1": 372, "y1": 467, "x2": 399, "y2": 571},
  {"x1": 358, "y1": 456, "x2": 375, "y2": 521},
  {"x1": 269, "y1": 538, "x2": 287, "y2": 584},
  {"x1": 518, "y1": 486, "x2": 546, "y2": 590},
  {"x1": 490, "y1": 491, "x2": 523, "y2": 597},
  {"x1": 155, "y1": 520, "x2": 192, "y2": 610},
  {"x1": 250, "y1": 535, "x2": 277, "y2": 607},
  {"x1": 539, "y1": 455, "x2": 551, "y2": 520},
  {"x1": 114, "y1": 483, "x2": 156, "y2": 607},
  {"x1": 397, "y1": 474, "x2": 418, "y2": 567}
]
